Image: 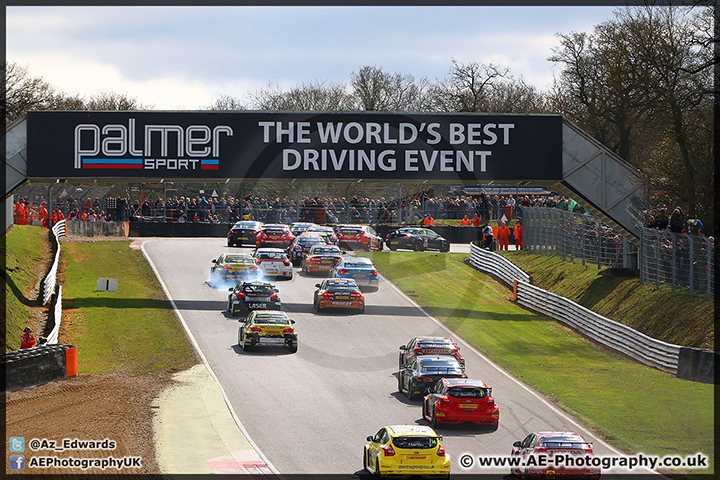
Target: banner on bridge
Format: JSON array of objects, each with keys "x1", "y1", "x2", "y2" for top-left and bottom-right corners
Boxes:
[{"x1": 27, "y1": 111, "x2": 563, "y2": 182}]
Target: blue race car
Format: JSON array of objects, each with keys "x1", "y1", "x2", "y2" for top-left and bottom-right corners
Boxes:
[{"x1": 331, "y1": 256, "x2": 379, "y2": 289}]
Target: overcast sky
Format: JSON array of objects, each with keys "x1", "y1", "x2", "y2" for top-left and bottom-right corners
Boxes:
[{"x1": 6, "y1": 5, "x2": 621, "y2": 110}]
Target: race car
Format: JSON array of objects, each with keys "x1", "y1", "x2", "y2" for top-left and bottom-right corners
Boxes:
[
  {"x1": 226, "y1": 220, "x2": 263, "y2": 247},
  {"x1": 238, "y1": 310, "x2": 297, "y2": 353},
  {"x1": 210, "y1": 253, "x2": 258, "y2": 283},
  {"x1": 385, "y1": 227, "x2": 450, "y2": 252},
  {"x1": 313, "y1": 278, "x2": 364, "y2": 313},
  {"x1": 337, "y1": 224, "x2": 383, "y2": 251},
  {"x1": 227, "y1": 281, "x2": 281, "y2": 316},
  {"x1": 332, "y1": 256, "x2": 379, "y2": 289},
  {"x1": 288, "y1": 233, "x2": 329, "y2": 266},
  {"x1": 306, "y1": 225, "x2": 339, "y2": 245},
  {"x1": 399, "y1": 336, "x2": 465, "y2": 369},
  {"x1": 252, "y1": 247, "x2": 293, "y2": 279},
  {"x1": 363, "y1": 425, "x2": 451, "y2": 478},
  {"x1": 422, "y1": 378, "x2": 499, "y2": 430},
  {"x1": 301, "y1": 244, "x2": 345, "y2": 275},
  {"x1": 398, "y1": 356, "x2": 467, "y2": 400},
  {"x1": 289, "y1": 221, "x2": 319, "y2": 237},
  {"x1": 256, "y1": 224, "x2": 294, "y2": 249},
  {"x1": 510, "y1": 431, "x2": 601, "y2": 479}
]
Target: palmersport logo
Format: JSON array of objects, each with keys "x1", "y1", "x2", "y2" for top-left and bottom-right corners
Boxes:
[{"x1": 73, "y1": 118, "x2": 232, "y2": 171}]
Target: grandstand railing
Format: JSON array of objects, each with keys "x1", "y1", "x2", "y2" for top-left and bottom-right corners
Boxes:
[{"x1": 469, "y1": 242, "x2": 681, "y2": 374}]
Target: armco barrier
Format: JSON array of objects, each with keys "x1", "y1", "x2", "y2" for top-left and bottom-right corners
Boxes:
[
  {"x1": 515, "y1": 281, "x2": 681, "y2": 374},
  {"x1": 465, "y1": 242, "x2": 715, "y2": 382},
  {"x1": 3, "y1": 344, "x2": 78, "y2": 392},
  {"x1": 469, "y1": 241, "x2": 530, "y2": 286},
  {"x1": 65, "y1": 220, "x2": 126, "y2": 237},
  {"x1": 41, "y1": 219, "x2": 66, "y2": 306}
]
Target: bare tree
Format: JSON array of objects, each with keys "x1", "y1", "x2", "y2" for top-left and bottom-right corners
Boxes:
[
  {"x1": 83, "y1": 90, "x2": 151, "y2": 110},
  {"x1": 2, "y1": 62, "x2": 56, "y2": 124},
  {"x1": 206, "y1": 94, "x2": 246, "y2": 110},
  {"x1": 429, "y1": 58, "x2": 510, "y2": 113},
  {"x1": 247, "y1": 80, "x2": 355, "y2": 112},
  {"x1": 350, "y1": 65, "x2": 431, "y2": 112}
]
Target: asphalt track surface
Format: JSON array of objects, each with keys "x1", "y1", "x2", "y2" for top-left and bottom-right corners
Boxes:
[{"x1": 143, "y1": 238, "x2": 625, "y2": 476}]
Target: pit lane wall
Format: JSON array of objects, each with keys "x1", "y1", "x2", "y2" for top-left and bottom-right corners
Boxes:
[{"x1": 468, "y1": 242, "x2": 715, "y2": 384}]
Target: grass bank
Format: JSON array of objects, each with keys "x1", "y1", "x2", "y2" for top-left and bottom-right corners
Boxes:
[
  {"x1": 59, "y1": 239, "x2": 197, "y2": 376},
  {"x1": 495, "y1": 250, "x2": 714, "y2": 349},
  {"x1": 359, "y1": 250, "x2": 714, "y2": 475},
  {"x1": 3, "y1": 225, "x2": 51, "y2": 351}
]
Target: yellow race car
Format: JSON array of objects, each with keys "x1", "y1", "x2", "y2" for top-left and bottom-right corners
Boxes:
[
  {"x1": 363, "y1": 425, "x2": 451, "y2": 478},
  {"x1": 238, "y1": 310, "x2": 297, "y2": 353}
]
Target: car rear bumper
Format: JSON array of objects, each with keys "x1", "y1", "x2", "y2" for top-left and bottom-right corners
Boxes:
[{"x1": 434, "y1": 410, "x2": 498, "y2": 425}]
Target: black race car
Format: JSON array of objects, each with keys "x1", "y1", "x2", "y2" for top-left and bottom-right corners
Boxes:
[
  {"x1": 227, "y1": 220, "x2": 264, "y2": 247},
  {"x1": 227, "y1": 280, "x2": 281, "y2": 316},
  {"x1": 385, "y1": 227, "x2": 450, "y2": 252},
  {"x1": 398, "y1": 356, "x2": 466, "y2": 400}
]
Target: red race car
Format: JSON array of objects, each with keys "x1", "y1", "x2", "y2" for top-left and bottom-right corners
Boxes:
[
  {"x1": 510, "y1": 431, "x2": 601, "y2": 479},
  {"x1": 422, "y1": 378, "x2": 499, "y2": 430},
  {"x1": 256, "y1": 224, "x2": 294, "y2": 249},
  {"x1": 336, "y1": 224, "x2": 383, "y2": 251},
  {"x1": 399, "y1": 336, "x2": 465, "y2": 369}
]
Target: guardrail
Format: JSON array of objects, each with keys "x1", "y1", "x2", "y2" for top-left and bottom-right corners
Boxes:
[
  {"x1": 469, "y1": 241, "x2": 530, "y2": 285},
  {"x1": 515, "y1": 281, "x2": 680, "y2": 374},
  {"x1": 46, "y1": 285, "x2": 62, "y2": 345},
  {"x1": 468, "y1": 242, "x2": 682, "y2": 376},
  {"x1": 41, "y1": 220, "x2": 66, "y2": 306}
]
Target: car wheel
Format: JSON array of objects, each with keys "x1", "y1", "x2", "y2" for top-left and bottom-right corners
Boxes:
[
  {"x1": 398, "y1": 354, "x2": 404, "y2": 370},
  {"x1": 227, "y1": 240, "x2": 232, "y2": 247},
  {"x1": 286, "y1": 345, "x2": 298, "y2": 353},
  {"x1": 301, "y1": 264, "x2": 307, "y2": 274},
  {"x1": 388, "y1": 244, "x2": 397, "y2": 251},
  {"x1": 407, "y1": 381, "x2": 418, "y2": 400},
  {"x1": 397, "y1": 375, "x2": 404, "y2": 394},
  {"x1": 440, "y1": 241, "x2": 450, "y2": 252},
  {"x1": 359, "y1": 305, "x2": 365, "y2": 314},
  {"x1": 239, "y1": 329, "x2": 245, "y2": 350},
  {"x1": 431, "y1": 409, "x2": 438, "y2": 427},
  {"x1": 490, "y1": 421, "x2": 499, "y2": 432},
  {"x1": 413, "y1": 240, "x2": 425, "y2": 252}
]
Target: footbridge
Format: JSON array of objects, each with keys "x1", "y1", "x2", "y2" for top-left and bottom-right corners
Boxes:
[{"x1": 4, "y1": 111, "x2": 646, "y2": 239}]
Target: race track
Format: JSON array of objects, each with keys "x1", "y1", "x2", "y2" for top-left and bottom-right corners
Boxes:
[{"x1": 143, "y1": 237, "x2": 621, "y2": 475}]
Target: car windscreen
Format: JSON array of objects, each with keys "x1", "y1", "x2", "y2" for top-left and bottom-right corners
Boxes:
[
  {"x1": 225, "y1": 257, "x2": 252, "y2": 264},
  {"x1": 343, "y1": 259, "x2": 372, "y2": 267},
  {"x1": 417, "y1": 339, "x2": 452, "y2": 346},
  {"x1": 327, "y1": 286, "x2": 360, "y2": 293},
  {"x1": 312, "y1": 247, "x2": 340, "y2": 255},
  {"x1": 340, "y1": 228, "x2": 362, "y2": 235},
  {"x1": 263, "y1": 229, "x2": 286, "y2": 235},
  {"x1": 257, "y1": 252, "x2": 286, "y2": 259},
  {"x1": 392, "y1": 436, "x2": 438, "y2": 450},
  {"x1": 253, "y1": 319, "x2": 291, "y2": 325},
  {"x1": 542, "y1": 437, "x2": 590, "y2": 448},
  {"x1": 448, "y1": 386, "x2": 488, "y2": 398},
  {"x1": 242, "y1": 285, "x2": 274, "y2": 294}
]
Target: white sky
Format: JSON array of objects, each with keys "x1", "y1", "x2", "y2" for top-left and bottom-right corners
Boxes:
[{"x1": 6, "y1": 5, "x2": 621, "y2": 110}]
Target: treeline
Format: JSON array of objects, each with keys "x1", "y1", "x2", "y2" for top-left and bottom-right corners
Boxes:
[{"x1": 2, "y1": 5, "x2": 715, "y2": 232}]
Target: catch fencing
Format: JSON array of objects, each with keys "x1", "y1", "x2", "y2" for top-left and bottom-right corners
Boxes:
[
  {"x1": 469, "y1": 242, "x2": 681, "y2": 375},
  {"x1": 522, "y1": 207, "x2": 714, "y2": 299}
]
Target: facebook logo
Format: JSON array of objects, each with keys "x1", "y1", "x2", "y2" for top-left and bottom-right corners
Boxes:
[
  {"x1": 10, "y1": 455, "x2": 25, "y2": 470},
  {"x1": 9, "y1": 436, "x2": 25, "y2": 452}
]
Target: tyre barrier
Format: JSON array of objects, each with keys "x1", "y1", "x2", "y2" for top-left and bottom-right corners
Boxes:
[{"x1": 3, "y1": 344, "x2": 78, "y2": 393}]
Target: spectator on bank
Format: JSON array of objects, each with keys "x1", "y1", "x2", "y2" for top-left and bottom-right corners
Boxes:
[
  {"x1": 483, "y1": 224, "x2": 494, "y2": 250},
  {"x1": 20, "y1": 327, "x2": 36, "y2": 349},
  {"x1": 669, "y1": 207, "x2": 685, "y2": 233},
  {"x1": 505, "y1": 195, "x2": 516, "y2": 220}
]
